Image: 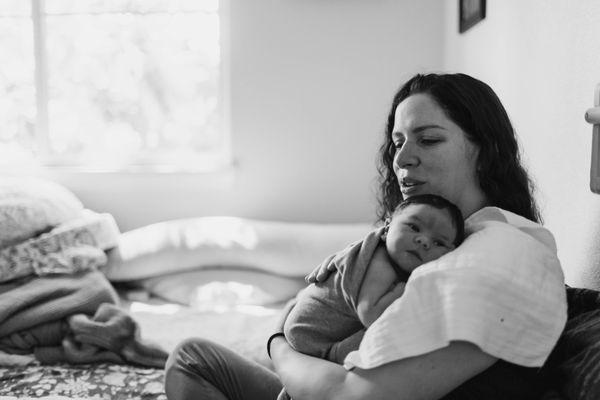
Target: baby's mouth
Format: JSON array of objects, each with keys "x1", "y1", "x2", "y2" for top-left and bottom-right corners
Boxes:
[{"x1": 407, "y1": 249, "x2": 422, "y2": 261}]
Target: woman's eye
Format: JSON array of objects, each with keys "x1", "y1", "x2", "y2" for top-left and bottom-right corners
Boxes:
[{"x1": 420, "y1": 138, "x2": 440, "y2": 145}]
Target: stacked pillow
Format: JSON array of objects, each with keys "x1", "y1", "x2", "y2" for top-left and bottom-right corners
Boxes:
[{"x1": 0, "y1": 178, "x2": 85, "y2": 249}]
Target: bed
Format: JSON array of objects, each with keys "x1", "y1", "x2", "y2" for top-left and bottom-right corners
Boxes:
[{"x1": 0, "y1": 179, "x2": 372, "y2": 399}]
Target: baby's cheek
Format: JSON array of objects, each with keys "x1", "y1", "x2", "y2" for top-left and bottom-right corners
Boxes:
[{"x1": 428, "y1": 249, "x2": 449, "y2": 261}]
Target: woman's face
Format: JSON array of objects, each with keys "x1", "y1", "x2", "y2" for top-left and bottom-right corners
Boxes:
[{"x1": 391, "y1": 93, "x2": 487, "y2": 217}]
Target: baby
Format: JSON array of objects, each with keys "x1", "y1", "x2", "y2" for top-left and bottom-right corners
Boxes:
[{"x1": 282, "y1": 194, "x2": 465, "y2": 364}]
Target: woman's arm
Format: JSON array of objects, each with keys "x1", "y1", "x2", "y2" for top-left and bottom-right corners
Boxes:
[
  {"x1": 356, "y1": 244, "x2": 406, "y2": 326},
  {"x1": 271, "y1": 337, "x2": 497, "y2": 400},
  {"x1": 327, "y1": 329, "x2": 365, "y2": 363}
]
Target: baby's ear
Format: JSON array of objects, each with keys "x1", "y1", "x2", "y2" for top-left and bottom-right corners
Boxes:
[{"x1": 381, "y1": 219, "x2": 391, "y2": 240}]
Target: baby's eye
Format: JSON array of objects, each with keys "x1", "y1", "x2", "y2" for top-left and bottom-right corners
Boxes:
[
  {"x1": 433, "y1": 240, "x2": 445, "y2": 247},
  {"x1": 406, "y1": 223, "x2": 419, "y2": 232}
]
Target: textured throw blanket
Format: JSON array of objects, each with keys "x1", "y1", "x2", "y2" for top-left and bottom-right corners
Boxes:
[{"x1": 0, "y1": 271, "x2": 167, "y2": 367}]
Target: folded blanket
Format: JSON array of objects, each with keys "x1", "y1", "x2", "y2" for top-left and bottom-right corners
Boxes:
[
  {"x1": 0, "y1": 211, "x2": 120, "y2": 283},
  {"x1": 0, "y1": 271, "x2": 167, "y2": 368},
  {"x1": 0, "y1": 270, "x2": 118, "y2": 337},
  {"x1": 344, "y1": 207, "x2": 567, "y2": 370}
]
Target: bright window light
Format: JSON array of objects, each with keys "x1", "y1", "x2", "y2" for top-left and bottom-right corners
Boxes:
[{"x1": 0, "y1": 0, "x2": 228, "y2": 172}]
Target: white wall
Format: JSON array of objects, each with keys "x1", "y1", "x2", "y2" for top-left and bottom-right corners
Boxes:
[
  {"x1": 443, "y1": 0, "x2": 600, "y2": 287},
  {"x1": 43, "y1": 0, "x2": 444, "y2": 232}
]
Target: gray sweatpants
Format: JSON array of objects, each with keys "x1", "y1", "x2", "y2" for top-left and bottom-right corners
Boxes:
[{"x1": 165, "y1": 337, "x2": 282, "y2": 400}]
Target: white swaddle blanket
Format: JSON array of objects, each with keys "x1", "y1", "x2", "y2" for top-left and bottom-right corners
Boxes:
[{"x1": 344, "y1": 207, "x2": 567, "y2": 370}]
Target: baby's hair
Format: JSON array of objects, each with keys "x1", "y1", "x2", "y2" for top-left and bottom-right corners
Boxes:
[{"x1": 395, "y1": 194, "x2": 465, "y2": 247}]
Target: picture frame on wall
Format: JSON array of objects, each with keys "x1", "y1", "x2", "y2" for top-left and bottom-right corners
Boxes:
[{"x1": 459, "y1": 0, "x2": 486, "y2": 33}]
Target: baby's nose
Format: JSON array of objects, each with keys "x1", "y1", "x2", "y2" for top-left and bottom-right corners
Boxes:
[{"x1": 415, "y1": 235, "x2": 431, "y2": 250}]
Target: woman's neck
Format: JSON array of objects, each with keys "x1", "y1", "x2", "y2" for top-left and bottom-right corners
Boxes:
[{"x1": 460, "y1": 195, "x2": 490, "y2": 219}]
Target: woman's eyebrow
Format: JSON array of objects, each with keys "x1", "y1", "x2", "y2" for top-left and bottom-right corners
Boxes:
[
  {"x1": 413, "y1": 124, "x2": 446, "y2": 133},
  {"x1": 392, "y1": 124, "x2": 447, "y2": 137}
]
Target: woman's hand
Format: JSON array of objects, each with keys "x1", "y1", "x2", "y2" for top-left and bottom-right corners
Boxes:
[{"x1": 305, "y1": 253, "x2": 337, "y2": 283}]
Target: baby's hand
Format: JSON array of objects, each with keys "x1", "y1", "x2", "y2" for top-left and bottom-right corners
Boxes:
[{"x1": 305, "y1": 253, "x2": 337, "y2": 283}]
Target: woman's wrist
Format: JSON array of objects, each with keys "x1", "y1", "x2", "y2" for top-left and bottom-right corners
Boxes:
[
  {"x1": 269, "y1": 334, "x2": 293, "y2": 368},
  {"x1": 267, "y1": 332, "x2": 286, "y2": 359}
]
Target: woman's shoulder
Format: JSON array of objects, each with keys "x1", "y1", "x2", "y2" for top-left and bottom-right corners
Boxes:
[{"x1": 466, "y1": 206, "x2": 557, "y2": 255}]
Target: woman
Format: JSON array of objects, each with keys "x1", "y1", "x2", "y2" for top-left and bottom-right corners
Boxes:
[{"x1": 164, "y1": 73, "x2": 566, "y2": 399}]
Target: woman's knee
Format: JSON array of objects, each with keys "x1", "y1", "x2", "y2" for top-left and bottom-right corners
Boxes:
[
  {"x1": 165, "y1": 338, "x2": 231, "y2": 400},
  {"x1": 166, "y1": 337, "x2": 220, "y2": 374}
]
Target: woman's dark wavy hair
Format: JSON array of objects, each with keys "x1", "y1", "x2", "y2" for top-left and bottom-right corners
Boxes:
[{"x1": 376, "y1": 73, "x2": 541, "y2": 224}]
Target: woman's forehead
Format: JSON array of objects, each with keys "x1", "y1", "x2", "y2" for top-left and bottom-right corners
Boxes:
[{"x1": 394, "y1": 94, "x2": 448, "y2": 127}]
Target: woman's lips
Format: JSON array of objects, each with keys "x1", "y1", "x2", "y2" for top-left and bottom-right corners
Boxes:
[{"x1": 400, "y1": 179, "x2": 424, "y2": 195}]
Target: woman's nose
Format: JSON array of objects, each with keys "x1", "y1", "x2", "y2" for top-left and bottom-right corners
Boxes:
[
  {"x1": 415, "y1": 235, "x2": 431, "y2": 250},
  {"x1": 393, "y1": 141, "x2": 418, "y2": 169}
]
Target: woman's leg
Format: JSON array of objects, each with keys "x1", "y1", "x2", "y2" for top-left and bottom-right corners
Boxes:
[{"x1": 165, "y1": 337, "x2": 283, "y2": 400}]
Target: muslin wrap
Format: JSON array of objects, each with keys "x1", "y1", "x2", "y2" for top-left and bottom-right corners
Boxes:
[{"x1": 344, "y1": 207, "x2": 567, "y2": 369}]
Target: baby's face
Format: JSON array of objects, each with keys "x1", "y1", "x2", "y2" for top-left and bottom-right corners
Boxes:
[{"x1": 385, "y1": 204, "x2": 457, "y2": 272}]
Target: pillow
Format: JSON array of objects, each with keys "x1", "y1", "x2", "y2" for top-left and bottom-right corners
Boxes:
[
  {"x1": 542, "y1": 287, "x2": 600, "y2": 399},
  {"x1": 104, "y1": 216, "x2": 373, "y2": 281},
  {"x1": 0, "y1": 177, "x2": 84, "y2": 249},
  {"x1": 138, "y1": 268, "x2": 307, "y2": 308}
]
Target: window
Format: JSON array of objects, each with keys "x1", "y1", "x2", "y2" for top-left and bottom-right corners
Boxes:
[{"x1": 0, "y1": 0, "x2": 228, "y2": 172}]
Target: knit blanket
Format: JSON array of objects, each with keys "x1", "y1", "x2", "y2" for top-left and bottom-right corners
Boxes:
[
  {"x1": 0, "y1": 271, "x2": 168, "y2": 367},
  {"x1": 0, "y1": 211, "x2": 120, "y2": 283}
]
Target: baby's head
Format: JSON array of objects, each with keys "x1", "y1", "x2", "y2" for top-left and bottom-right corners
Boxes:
[{"x1": 384, "y1": 194, "x2": 464, "y2": 273}]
